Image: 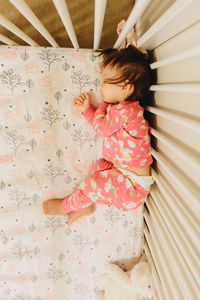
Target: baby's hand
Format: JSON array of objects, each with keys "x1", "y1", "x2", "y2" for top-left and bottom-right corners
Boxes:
[{"x1": 74, "y1": 93, "x2": 91, "y2": 113}]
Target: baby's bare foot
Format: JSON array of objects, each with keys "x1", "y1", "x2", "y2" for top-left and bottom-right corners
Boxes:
[
  {"x1": 43, "y1": 198, "x2": 68, "y2": 216},
  {"x1": 67, "y1": 205, "x2": 95, "y2": 225}
]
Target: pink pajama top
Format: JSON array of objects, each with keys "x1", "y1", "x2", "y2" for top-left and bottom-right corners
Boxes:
[{"x1": 83, "y1": 101, "x2": 153, "y2": 169}]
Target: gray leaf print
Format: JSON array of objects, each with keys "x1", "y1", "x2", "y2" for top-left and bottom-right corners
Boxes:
[
  {"x1": 0, "y1": 69, "x2": 25, "y2": 95},
  {"x1": 10, "y1": 241, "x2": 30, "y2": 261},
  {"x1": 45, "y1": 216, "x2": 65, "y2": 237},
  {"x1": 38, "y1": 49, "x2": 61, "y2": 71},
  {"x1": 55, "y1": 91, "x2": 62, "y2": 103},
  {"x1": 0, "y1": 230, "x2": 9, "y2": 244},
  {"x1": 27, "y1": 169, "x2": 34, "y2": 179},
  {"x1": 33, "y1": 247, "x2": 40, "y2": 256},
  {"x1": 104, "y1": 207, "x2": 122, "y2": 228},
  {"x1": 58, "y1": 253, "x2": 65, "y2": 264},
  {"x1": 71, "y1": 69, "x2": 93, "y2": 93},
  {"x1": 40, "y1": 104, "x2": 62, "y2": 128},
  {"x1": 20, "y1": 50, "x2": 29, "y2": 61},
  {"x1": 26, "y1": 79, "x2": 34, "y2": 93},
  {"x1": 71, "y1": 128, "x2": 92, "y2": 149},
  {"x1": 8, "y1": 188, "x2": 30, "y2": 209},
  {"x1": 62, "y1": 59, "x2": 70, "y2": 71},
  {"x1": 46, "y1": 264, "x2": 65, "y2": 285},
  {"x1": 0, "y1": 179, "x2": 6, "y2": 190},
  {"x1": 63, "y1": 119, "x2": 71, "y2": 130},
  {"x1": 43, "y1": 161, "x2": 64, "y2": 183},
  {"x1": 73, "y1": 234, "x2": 90, "y2": 252},
  {"x1": 24, "y1": 109, "x2": 32, "y2": 122},
  {"x1": 56, "y1": 149, "x2": 64, "y2": 161},
  {"x1": 5, "y1": 130, "x2": 27, "y2": 155},
  {"x1": 93, "y1": 78, "x2": 100, "y2": 90},
  {"x1": 29, "y1": 139, "x2": 37, "y2": 151}
]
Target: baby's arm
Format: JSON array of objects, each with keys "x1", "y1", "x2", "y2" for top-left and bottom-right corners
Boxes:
[{"x1": 84, "y1": 102, "x2": 127, "y2": 137}]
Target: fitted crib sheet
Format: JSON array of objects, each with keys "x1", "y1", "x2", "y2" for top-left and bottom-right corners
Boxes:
[{"x1": 0, "y1": 46, "x2": 143, "y2": 300}]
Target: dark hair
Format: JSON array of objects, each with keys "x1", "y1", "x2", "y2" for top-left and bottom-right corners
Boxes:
[{"x1": 96, "y1": 45, "x2": 152, "y2": 106}]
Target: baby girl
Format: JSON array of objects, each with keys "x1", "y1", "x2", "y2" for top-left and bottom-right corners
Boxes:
[{"x1": 43, "y1": 45, "x2": 154, "y2": 224}]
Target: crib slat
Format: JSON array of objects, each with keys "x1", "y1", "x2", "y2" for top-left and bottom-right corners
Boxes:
[
  {"x1": 149, "y1": 83, "x2": 200, "y2": 94},
  {"x1": 144, "y1": 241, "x2": 166, "y2": 300},
  {"x1": 151, "y1": 169, "x2": 199, "y2": 280},
  {"x1": 143, "y1": 222, "x2": 175, "y2": 299},
  {"x1": 0, "y1": 13, "x2": 38, "y2": 46},
  {"x1": 9, "y1": 0, "x2": 59, "y2": 47},
  {"x1": 150, "y1": 45, "x2": 200, "y2": 69},
  {"x1": 149, "y1": 128, "x2": 200, "y2": 174},
  {"x1": 137, "y1": 0, "x2": 200, "y2": 49},
  {"x1": 151, "y1": 149, "x2": 199, "y2": 218},
  {"x1": 93, "y1": 0, "x2": 107, "y2": 50},
  {"x1": 145, "y1": 195, "x2": 199, "y2": 299},
  {"x1": 0, "y1": 33, "x2": 18, "y2": 45},
  {"x1": 114, "y1": 0, "x2": 151, "y2": 49},
  {"x1": 52, "y1": 0, "x2": 79, "y2": 49},
  {"x1": 146, "y1": 106, "x2": 200, "y2": 133}
]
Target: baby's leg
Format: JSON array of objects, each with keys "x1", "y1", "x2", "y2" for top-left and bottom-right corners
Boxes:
[
  {"x1": 67, "y1": 205, "x2": 95, "y2": 225},
  {"x1": 43, "y1": 198, "x2": 95, "y2": 225},
  {"x1": 43, "y1": 198, "x2": 68, "y2": 215}
]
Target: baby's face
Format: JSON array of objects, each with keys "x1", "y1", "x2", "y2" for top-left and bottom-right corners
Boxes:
[{"x1": 100, "y1": 65, "x2": 133, "y2": 104}]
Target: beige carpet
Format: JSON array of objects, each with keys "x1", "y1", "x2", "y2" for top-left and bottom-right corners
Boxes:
[{"x1": 0, "y1": 0, "x2": 133, "y2": 48}]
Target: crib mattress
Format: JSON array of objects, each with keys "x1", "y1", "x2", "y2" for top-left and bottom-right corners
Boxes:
[{"x1": 0, "y1": 46, "x2": 143, "y2": 300}]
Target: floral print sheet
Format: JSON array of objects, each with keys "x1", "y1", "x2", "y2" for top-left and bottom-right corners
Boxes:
[{"x1": 0, "y1": 46, "x2": 143, "y2": 300}]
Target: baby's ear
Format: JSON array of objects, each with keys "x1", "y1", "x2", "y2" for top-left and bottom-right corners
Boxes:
[{"x1": 123, "y1": 81, "x2": 134, "y2": 93}]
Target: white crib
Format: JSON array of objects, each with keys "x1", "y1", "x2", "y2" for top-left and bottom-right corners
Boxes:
[{"x1": 0, "y1": 1, "x2": 199, "y2": 299}]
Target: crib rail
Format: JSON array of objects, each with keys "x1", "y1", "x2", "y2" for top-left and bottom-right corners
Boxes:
[{"x1": 0, "y1": 0, "x2": 151, "y2": 49}]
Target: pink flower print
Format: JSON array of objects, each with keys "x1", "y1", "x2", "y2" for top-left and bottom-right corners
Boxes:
[
  {"x1": 93, "y1": 225, "x2": 104, "y2": 235},
  {"x1": 12, "y1": 222, "x2": 26, "y2": 234},
  {"x1": 1, "y1": 48, "x2": 19, "y2": 60},
  {"x1": 75, "y1": 264, "x2": 87, "y2": 275},
  {"x1": 34, "y1": 283, "x2": 46, "y2": 295},
  {"x1": 25, "y1": 61, "x2": 39, "y2": 74},
  {"x1": 43, "y1": 241, "x2": 58, "y2": 256},
  {"x1": 0, "y1": 154, "x2": 14, "y2": 164},
  {"x1": 32, "y1": 232, "x2": 45, "y2": 243},
  {"x1": 8, "y1": 167, "x2": 24, "y2": 180},
  {"x1": 102, "y1": 233, "x2": 116, "y2": 245},
  {"x1": 38, "y1": 75, "x2": 54, "y2": 92},
  {"x1": 0, "y1": 93, "x2": 11, "y2": 104},
  {"x1": 15, "y1": 274, "x2": 28, "y2": 285},
  {"x1": 5, "y1": 106, "x2": 20, "y2": 122},
  {"x1": 72, "y1": 52, "x2": 87, "y2": 62},
  {"x1": 6, "y1": 262, "x2": 19, "y2": 273},
  {"x1": 40, "y1": 134, "x2": 56, "y2": 146},
  {"x1": 67, "y1": 150, "x2": 78, "y2": 160},
  {"x1": 31, "y1": 179, "x2": 42, "y2": 191},
  {"x1": 68, "y1": 253, "x2": 80, "y2": 263},
  {"x1": 44, "y1": 291, "x2": 57, "y2": 300},
  {"x1": 3, "y1": 209, "x2": 16, "y2": 220},
  {"x1": 27, "y1": 123, "x2": 41, "y2": 135}
]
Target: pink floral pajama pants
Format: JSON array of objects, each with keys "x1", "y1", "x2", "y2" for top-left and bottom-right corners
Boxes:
[{"x1": 62, "y1": 158, "x2": 149, "y2": 213}]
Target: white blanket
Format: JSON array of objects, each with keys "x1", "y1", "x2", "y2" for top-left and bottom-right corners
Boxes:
[{"x1": 0, "y1": 46, "x2": 143, "y2": 300}]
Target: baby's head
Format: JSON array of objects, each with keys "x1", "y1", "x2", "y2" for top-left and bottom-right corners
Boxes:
[{"x1": 98, "y1": 45, "x2": 152, "y2": 105}]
